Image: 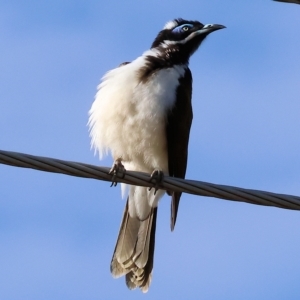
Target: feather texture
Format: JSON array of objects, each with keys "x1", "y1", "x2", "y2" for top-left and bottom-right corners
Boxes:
[
  {"x1": 111, "y1": 200, "x2": 157, "y2": 293},
  {"x1": 166, "y1": 68, "x2": 193, "y2": 230},
  {"x1": 88, "y1": 17, "x2": 225, "y2": 292},
  {"x1": 89, "y1": 52, "x2": 188, "y2": 291}
]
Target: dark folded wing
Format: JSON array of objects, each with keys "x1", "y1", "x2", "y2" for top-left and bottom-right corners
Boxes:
[{"x1": 166, "y1": 67, "x2": 193, "y2": 230}]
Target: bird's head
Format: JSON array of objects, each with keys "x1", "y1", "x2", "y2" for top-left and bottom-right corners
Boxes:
[{"x1": 151, "y1": 18, "x2": 225, "y2": 63}]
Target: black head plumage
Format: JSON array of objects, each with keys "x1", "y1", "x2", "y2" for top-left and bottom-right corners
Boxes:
[{"x1": 151, "y1": 18, "x2": 225, "y2": 64}]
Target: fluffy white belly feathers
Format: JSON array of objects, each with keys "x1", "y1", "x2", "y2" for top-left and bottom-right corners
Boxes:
[{"x1": 89, "y1": 51, "x2": 187, "y2": 174}]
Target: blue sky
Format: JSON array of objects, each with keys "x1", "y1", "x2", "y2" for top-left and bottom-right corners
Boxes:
[{"x1": 1, "y1": 1, "x2": 300, "y2": 299}]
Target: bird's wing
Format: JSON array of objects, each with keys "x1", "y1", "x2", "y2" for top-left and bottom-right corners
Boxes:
[{"x1": 166, "y1": 67, "x2": 193, "y2": 230}]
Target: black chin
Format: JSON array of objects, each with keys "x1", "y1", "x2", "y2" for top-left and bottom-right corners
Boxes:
[{"x1": 185, "y1": 34, "x2": 205, "y2": 56}]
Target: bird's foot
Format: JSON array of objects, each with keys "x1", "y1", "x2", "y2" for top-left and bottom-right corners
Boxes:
[
  {"x1": 148, "y1": 170, "x2": 164, "y2": 195},
  {"x1": 109, "y1": 158, "x2": 126, "y2": 187}
]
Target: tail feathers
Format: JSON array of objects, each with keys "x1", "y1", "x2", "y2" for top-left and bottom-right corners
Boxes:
[
  {"x1": 111, "y1": 199, "x2": 157, "y2": 293},
  {"x1": 113, "y1": 202, "x2": 140, "y2": 266}
]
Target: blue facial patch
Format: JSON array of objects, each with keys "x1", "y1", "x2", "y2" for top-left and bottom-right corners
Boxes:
[{"x1": 172, "y1": 24, "x2": 194, "y2": 34}]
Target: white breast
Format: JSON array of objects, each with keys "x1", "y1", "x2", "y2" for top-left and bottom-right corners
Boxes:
[{"x1": 89, "y1": 50, "x2": 187, "y2": 174}]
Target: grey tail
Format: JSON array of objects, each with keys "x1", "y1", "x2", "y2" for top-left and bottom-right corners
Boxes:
[{"x1": 110, "y1": 198, "x2": 157, "y2": 293}]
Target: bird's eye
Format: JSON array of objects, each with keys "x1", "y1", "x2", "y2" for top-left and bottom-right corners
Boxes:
[{"x1": 172, "y1": 24, "x2": 193, "y2": 34}]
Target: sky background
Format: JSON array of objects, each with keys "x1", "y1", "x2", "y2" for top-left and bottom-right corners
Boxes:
[{"x1": 1, "y1": 1, "x2": 300, "y2": 299}]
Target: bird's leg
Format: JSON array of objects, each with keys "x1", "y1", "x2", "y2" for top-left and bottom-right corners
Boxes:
[
  {"x1": 109, "y1": 158, "x2": 126, "y2": 187},
  {"x1": 149, "y1": 170, "x2": 164, "y2": 195}
]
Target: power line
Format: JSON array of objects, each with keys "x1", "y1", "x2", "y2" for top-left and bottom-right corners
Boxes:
[
  {"x1": 274, "y1": 0, "x2": 300, "y2": 4},
  {"x1": 1, "y1": 149, "x2": 300, "y2": 210}
]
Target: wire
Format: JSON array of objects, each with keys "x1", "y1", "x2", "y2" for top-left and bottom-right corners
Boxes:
[
  {"x1": 1, "y1": 149, "x2": 300, "y2": 210},
  {"x1": 273, "y1": 0, "x2": 300, "y2": 4}
]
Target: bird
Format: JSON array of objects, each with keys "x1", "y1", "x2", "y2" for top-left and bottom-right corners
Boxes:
[{"x1": 88, "y1": 18, "x2": 225, "y2": 293}]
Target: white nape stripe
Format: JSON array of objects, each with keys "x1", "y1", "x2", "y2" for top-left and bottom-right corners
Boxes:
[{"x1": 164, "y1": 20, "x2": 178, "y2": 30}]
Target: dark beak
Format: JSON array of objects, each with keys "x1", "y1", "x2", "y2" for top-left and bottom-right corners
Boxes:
[{"x1": 197, "y1": 24, "x2": 226, "y2": 35}]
